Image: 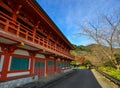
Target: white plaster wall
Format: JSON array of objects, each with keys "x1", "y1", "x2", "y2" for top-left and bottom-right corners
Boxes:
[
  {"x1": 50, "y1": 56, "x2": 54, "y2": 59},
  {"x1": 0, "y1": 55, "x2": 4, "y2": 72},
  {"x1": 13, "y1": 49, "x2": 29, "y2": 56},
  {"x1": 57, "y1": 58, "x2": 61, "y2": 61},
  {"x1": 8, "y1": 56, "x2": 12, "y2": 71},
  {"x1": 35, "y1": 54, "x2": 45, "y2": 58},
  {"x1": 7, "y1": 71, "x2": 30, "y2": 77}
]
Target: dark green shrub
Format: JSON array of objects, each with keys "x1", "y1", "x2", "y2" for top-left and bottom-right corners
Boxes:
[{"x1": 103, "y1": 61, "x2": 116, "y2": 68}]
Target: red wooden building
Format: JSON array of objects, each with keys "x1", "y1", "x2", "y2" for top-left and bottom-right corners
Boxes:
[{"x1": 0, "y1": 0, "x2": 74, "y2": 87}]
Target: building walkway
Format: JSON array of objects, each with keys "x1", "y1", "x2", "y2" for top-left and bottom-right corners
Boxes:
[{"x1": 16, "y1": 69, "x2": 75, "y2": 88}]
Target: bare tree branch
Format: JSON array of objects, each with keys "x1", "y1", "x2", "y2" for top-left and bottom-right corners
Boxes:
[{"x1": 79, "y1": 14, "x2": 120, "y2": 69}]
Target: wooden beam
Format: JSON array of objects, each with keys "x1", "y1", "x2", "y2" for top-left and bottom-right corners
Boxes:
[{"x1": 0, "y1": 1, "x2": 12, "y2": 13}]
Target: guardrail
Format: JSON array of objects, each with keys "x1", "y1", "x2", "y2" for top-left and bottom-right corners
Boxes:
[{"x1": 96, "y1": 69, "x2": 120, "y2": 87}]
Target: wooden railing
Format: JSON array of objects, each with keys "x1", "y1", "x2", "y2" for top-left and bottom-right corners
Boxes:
[{"x1": 0, "y1": 11, "x2": 74, "y2": 59}]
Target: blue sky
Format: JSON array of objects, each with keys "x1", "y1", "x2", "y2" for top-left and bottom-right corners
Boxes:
[{"x1": 37, "y1": 0, "x2": 120, "y2": 46}]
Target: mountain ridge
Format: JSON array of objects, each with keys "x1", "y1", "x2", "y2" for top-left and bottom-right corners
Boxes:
[{"x1": 70, "y1": 44, "x2": 120, "y2": 66}]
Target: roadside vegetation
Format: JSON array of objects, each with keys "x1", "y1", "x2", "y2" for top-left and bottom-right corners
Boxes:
[
  {"x1": 98, "y1": 54, "x2": 120, "y2": 80},
  {"x1": 98, "y1": 66, "x2": 120, "y2": 80},
  {"x1": 70, "y1": 10, "x2": 120, "y2": 79},
  {"x1": 70, "y1": 44, "x2": 120, "y2": 80}
]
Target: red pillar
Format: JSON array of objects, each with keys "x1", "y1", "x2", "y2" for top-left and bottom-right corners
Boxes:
[
  {"x1": 60, "y1": 59, "x2": 62, "y2": 70},
  {"x1": 65, "y1": 60, "x2": 67, "y2": 69},
  {"x1": 45, "y1": 55, "x2": 49, "y2": 77},
  {"x1": 67, "y1": 60, "x2": 69, "y2": 69},
  {"x1": 69, "y1": 60, "x2": 71, "y2": 69},
  {"x1": 66, "y1": 60, "x2": 69, "y2": 69},
  {"x1": 29, "y1": 52, "x2": 36, "y2": 75},
  {"x1": 1, "y1": 47, "x2": 14, "y2": 80},
  {"x1": 54, "y1": 59, "x2": 56, "y2": 74},
  {"x1": 66, "y1": 60, "x2": 68, "y2": 69},
  {"x1": 1, "y1": 52, "x2": 10, "y2": 80}
]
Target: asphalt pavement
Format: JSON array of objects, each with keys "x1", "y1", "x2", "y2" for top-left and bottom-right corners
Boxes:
[{"x1": 44, "y1": 69, "x2": 101, "y2": 88}]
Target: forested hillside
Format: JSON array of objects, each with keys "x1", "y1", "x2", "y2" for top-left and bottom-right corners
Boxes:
[{"x1": 70, "y1": 44, "x2": 120, "y2": 66}]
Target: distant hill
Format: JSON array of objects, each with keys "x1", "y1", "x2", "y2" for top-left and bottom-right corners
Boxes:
[{"x1": 70, "y1": 44, "x2": 120, "y2": 66}]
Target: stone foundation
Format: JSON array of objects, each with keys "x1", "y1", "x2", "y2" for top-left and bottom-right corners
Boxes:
[{"x1": 0, "y1": 76, "x2": 38, "y2": 88}]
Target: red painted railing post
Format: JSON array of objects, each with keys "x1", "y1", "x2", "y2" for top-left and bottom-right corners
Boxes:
[
  {"x1": 16, "y1": 23, "x2": 20, "y2": 37},
  {"x1": 4, "y1": 19, "x2": 9, "y2": 32}
]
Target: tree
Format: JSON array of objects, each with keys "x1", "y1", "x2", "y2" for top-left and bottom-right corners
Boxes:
[
  {"x1": 80, "y1": 12, "x2": 120, "y2": 69},
  {"x1": 103, "y1": 61, "x2": 116, "y2": 68},
  {"x1": 82, "y1": 60, "x2": 92, "y2": 68},
  {"x1": 70, "y1": 60, "x2": 76, "y2": 67},
  {"x1": 114, "y1": 54, "x2": 120, "y2": 69}
]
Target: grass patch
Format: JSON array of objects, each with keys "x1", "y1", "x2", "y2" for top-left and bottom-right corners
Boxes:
[
  {"x1": 78, "y1": 66, "x2": 87, "y2": 69},
  {"x1": 98, "y1": 66, "x2": 120, "y2": 80}
]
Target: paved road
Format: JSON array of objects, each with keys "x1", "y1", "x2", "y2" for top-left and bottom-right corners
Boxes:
[{"x1": 45, "y1": 69, "x2": 101, "y2": 88}]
